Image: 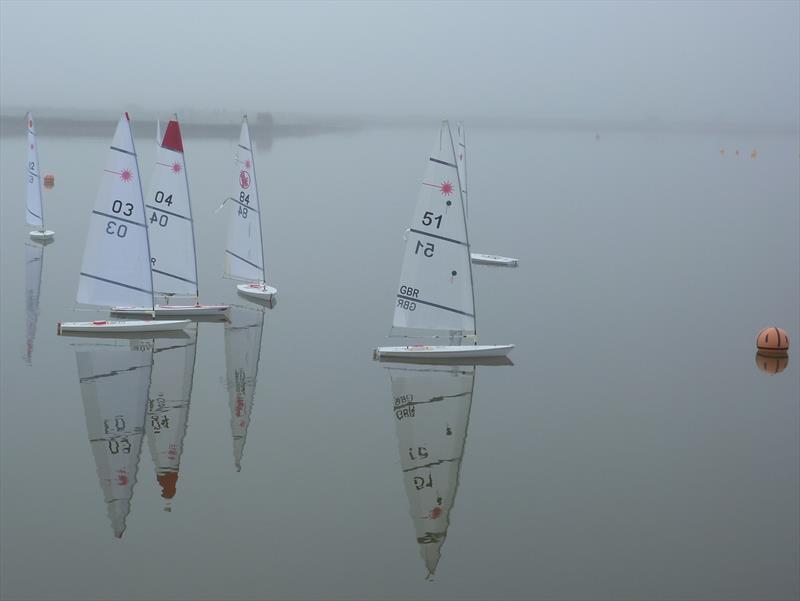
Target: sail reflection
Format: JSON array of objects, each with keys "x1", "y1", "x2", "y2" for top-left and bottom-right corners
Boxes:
[
  {"x1": 224, "y1": 305, "x2": 265, "y2": 471},
  {"x1": 75, "y1": 340, "x2": 152, "y2": 538},
  {"x1": 24, "y1": 239, "x2": 51, "y2": 365},
  {"x1": 387, "y1": 363, "x2": 475, "y2": 579},
  {"x1": 146, "y1": 325, "x2": 198, "y2": 511}
]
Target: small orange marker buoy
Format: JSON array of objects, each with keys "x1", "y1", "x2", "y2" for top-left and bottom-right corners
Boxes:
[
  {"x1": 43, "y1": 174, "x2": 54, "y2": 189},
  {"x1": 750, "y1": 149, "x2": 757, "y2": 159},
  {"x1": 755, "y1": 352, "x2": 789, "y2": 374},
  {"x1": 756, "y1": 327, "x2": 790, "y2": 356},
  {"x1": 720, "y1": 148, "x2": 725, "y2": 156}
]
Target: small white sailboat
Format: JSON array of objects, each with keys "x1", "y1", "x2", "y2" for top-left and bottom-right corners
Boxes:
[
  {"x1": 58, "y1": 113, "x2": 189, "y2": 335},
  {"x1": 111, "y1": 115, "x2": 229, "y2": 317},
  {"x1": 388, "y1": 363, "x2": 475, "y2": 579},
  {"x1": 26, "y1": 112, "x2": 54, "y2": 241},
  {"x1": 223, "y1": 305, "x2": 265, "y2": 472},
  {"x1": 374, "y1": 121, "x2": 513, "y2": 360},
  {"x1": 455, "y1": 123, "x2": 518, "y2": 267},
  {"x1": 146, "y1": 324, "x2": 198, "y2": 511},
  {"x1": 224, "y1": 116, "x2": 277, "y2": 302},
  {"x1": 75, "y1": 340, "x2": 151, "y2": 538}
]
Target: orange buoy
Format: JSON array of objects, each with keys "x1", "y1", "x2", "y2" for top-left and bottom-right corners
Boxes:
[
  {"x1": 719, "y1": 148, "x2": 726, "y2": 156},
  {"x1": 755, "y1": 352, "x2": 789, "y2": 374},
  {"x1": 43, "y1": 174, "x2": 54, "y2": 189},
  {"x1": 750, "y1": 149, "x2": 757, "y2": 159},
  {"x1": 756, "y1": 327, "x2": 790, "y2": 356}
]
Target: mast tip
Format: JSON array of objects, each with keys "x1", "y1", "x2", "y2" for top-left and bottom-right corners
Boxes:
[{"x1": 125, "y1": 112, "x2": 130, "y2": 121}]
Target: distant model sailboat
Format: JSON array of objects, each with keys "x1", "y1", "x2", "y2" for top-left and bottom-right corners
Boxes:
[
  {"x1": 374, "y1": 121, "x2": 513, "y2": 360},
  {"x1": 224, "y1": 116, "x2": 277, "y2": 302},
  {"x1": 111, "y1": 115, "x2": 229, "y2": 317},
  {"x1": 58, "y1": 113, "x2": 190, "y2": 334},
  {"x1": 223, "y1": 305, "x2": 265, "y2": 471},
  {"x1": 75, "y1": 340, "x2": 151, "y2": 538},
  {"x1": 455, "y1": 122, "x2": 517, "y2": 267},
  {"x1": 26, "y1": 112, "x2": 54, "y2": 241},
  {"x1": 388, "y1": 363, "x2": 475, "y2": 579},
  {"x1": 146, "y1": 324, "x2": 198, "y2": 511}
]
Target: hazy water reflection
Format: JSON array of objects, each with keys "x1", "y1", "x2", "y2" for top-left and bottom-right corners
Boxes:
[{"x1": 1, "y1": 123, "x2": 798, "y2": 600}]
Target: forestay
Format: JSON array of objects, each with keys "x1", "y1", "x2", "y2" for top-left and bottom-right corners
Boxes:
[
  {"x1": 24, "y1": 242, "x2": 44, "y2": 365},
  {"x1": 224, "y1": 305, "x2": 265, "y2": 471},
  {"x1": 146, "y1": 325, "x2": 198, "y2": 507},
  {"x1": 224, "y1": 117, "x2": 266, "y2": 284},
  {"x1": 77, "y1": 114, "x2": 153, "y2": 309},
  {"x1": 391, "y1": 121, "x2": 476, "y2": 339},
  {"x1": 26, "y1": 112, "x2": 44, "y2": 228},
  {"x1": 146, "y1": 117, "x2": 199, "y2": 297},
  {"x1": 389, "y1": 364, "x2": 475, "y2": 577},
  {"x1": 76, "y1": 341, "x2": 152, "y2": 538}
]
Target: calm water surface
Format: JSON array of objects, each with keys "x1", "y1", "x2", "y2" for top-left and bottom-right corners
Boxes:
[{"x1": 1, "y1": 123, "x2": 798, "y2": 600}]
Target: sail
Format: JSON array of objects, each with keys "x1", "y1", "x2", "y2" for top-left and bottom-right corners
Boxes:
[
  {"x1": 455, "y1": 122, "x2": 468, "y2": 218},
  {"x1": 145, "y1": 116, "x2": 199, "y2": 297},
  {"x1": 76, "y1": 341, "x2": 152, "y2": 538},
  {"x1": 224, "y1": 117, "x2": 266, "y2": 283},
  {"x1": 224, "y1": 305, "x2": 265, "y2": 471},
  {"x1": 146, "y1": 325, "x2": 197, "y2": 509},
  {"x1": 156, "y1": 118, "x2": 161, "y2": 144},
  {"x1": 77, "y1": 113, "x2": 153, "y2": 309},
  {"x1": 391, "y1": 121, "x2": 475, "y2": 339},
  {"x1": 388, "y1": 364, "x2": 475, "y2": 578},
  {"x1": 26, "y1": 112, "x2": 44, "y2": 228},
  {"x1": 24, "y1": 242, "x2": 45, "y2": 365}
]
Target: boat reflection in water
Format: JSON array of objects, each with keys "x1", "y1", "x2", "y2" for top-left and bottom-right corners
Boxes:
[
  {"x1": 24, "y1": 239, "x2": 52, "y2": 365},
  {"x1": 75, "y1": 339, "x2": 153, "y2": 538},
  {"x1": 385, "y1": 358, "x2": 510, "y2": 579},
  {"x1": 223, "y1": 305, "x2": 266, "y2": 471},
  {"x1": 146, "y1": 325, "x2": 198, "y2": 511}
]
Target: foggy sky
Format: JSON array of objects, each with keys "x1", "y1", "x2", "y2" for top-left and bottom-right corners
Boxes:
[{"x1": 1, "y1": 0, "x2": 798, "y2": 124}]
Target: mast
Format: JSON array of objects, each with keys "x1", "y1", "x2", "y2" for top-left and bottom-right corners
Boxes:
[
  {"x1": 244, "y1": 115, "x2": 267, "y2": 285},
  {"x1": 449, "y1": 122, "x2": 477, "y2": 342}
]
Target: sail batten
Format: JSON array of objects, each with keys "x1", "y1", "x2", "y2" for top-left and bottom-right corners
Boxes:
[{"x1": 391, "y1": 121, "x2": 475, "y2": 339}]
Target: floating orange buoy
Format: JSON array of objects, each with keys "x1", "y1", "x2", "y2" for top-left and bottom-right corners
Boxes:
[
  {"x1": 755, "y1": 352, "x2": 789, "y2": 374},
  {"x1": 43, "y1": 174, "x2": 54, "y2": 189},
  {"x1": 750, "y1": 149, "x2": 757, "y2": 159},
  {"x1": 756, "y1": 327, "x2": 790, "y2": 356},
  {"x1": 720, "y1": 148, "x2": 726, "y2": 156}
]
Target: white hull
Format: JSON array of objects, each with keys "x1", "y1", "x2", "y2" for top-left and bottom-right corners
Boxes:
[
  {"x1": 470, "y1": 253, "x2": 518, "y2": 266},
  {"x1": 29, "y1": 230, "x2": 55, "y2": 241},
  {"x1": 58, "y1": 319, "x2": 190, "y2": 335},
  {"x1": 237, "y1": 283, "x2": 277, "y2": 302},
  {"x1": 110, "y1": 304, "x2": 229, "y2": 317},
  {"x1": 374, "y1": 344, "x2": 513, "y2": 360}
]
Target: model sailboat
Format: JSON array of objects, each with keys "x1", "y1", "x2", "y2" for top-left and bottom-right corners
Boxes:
[
  {"x1": 146, "y1": 324, "x2": 198, "y2": 511},
  {"x1": 223, "y1": 305, "x2": 265, "y2": 471},
  {"x1": 26, "y1": 112, "x2": 54, "y2": 241},
  {"x1": 75, "y1": 340, "x2": 151, "y2": 538},
  {"x1": 456, "y1": 123, "x2": 518, "y2": 267},
  {"x1": 111, "y1": 115, "x2": 229, "y2": 317},
  {"x1": 388, "y1": 363, "x2": 475, "y2": 579},
  {"x1": 374, "y1": 121, "x2": 513, "y2": 360},
  {"x1": 58, "y1": 113, "x2": 190, "y2": 334},
  {"x1": 224, "y1": 116, "x2": 277, "y2": 302}
]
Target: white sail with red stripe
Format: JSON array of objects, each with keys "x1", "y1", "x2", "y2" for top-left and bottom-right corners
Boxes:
[{"x1": 146, "y1": 115, "x2": 199, "y2": 298}]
